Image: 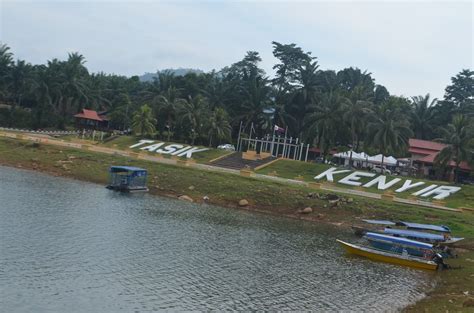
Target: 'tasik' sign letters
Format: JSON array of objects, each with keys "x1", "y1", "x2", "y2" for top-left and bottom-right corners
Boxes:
[
  {"x1": 130, "y1": 140, "x2": 209, "y2": 158},
  {"x1": 314, "y1": 167, "x2": 461, "y2": 200}
]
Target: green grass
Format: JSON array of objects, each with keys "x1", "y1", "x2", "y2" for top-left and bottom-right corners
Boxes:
[{"x1": 256, "y1": 159, "x2": 474, "y2": 209}]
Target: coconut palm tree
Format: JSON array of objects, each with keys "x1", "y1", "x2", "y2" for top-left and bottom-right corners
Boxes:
[
  {"x1": 155, "y1": 86, "x2": 184, "y2": 141},
  {"x1": 236, "y1": 76, "x2": 272, "y2": 134},
  {"x1": 207, "y1": 107, "x2": 231, "y2": 146},
  {"x1": 434, "y1": 114, "x2": 474, "y2": 183},
  {"x1": 410, "y1": 94, "x2": 437, "y2": 140},
  {"x1": 343, "y1": 85, "x2": 373, "y2": 167},
  {"x1": 305, "y1": 91, "x2": 348, "y2": 160},
  {"x1": 178, "y1": 95, "x2": 209, "y2": 145},
  {"x1": 131, "y1": 104, "x2": 157, "y2": 137},
  {"x1": 367, "y1": 101, "x2": 413, "y2": 168}
]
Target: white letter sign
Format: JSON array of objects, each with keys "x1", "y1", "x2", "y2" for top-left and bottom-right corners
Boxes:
[
  {"x1": 339, "y1": 171, "x2": 375, "y2": 186},
  {"x1": 314, "y1": 167, "x2": 351, "y2": 182}
]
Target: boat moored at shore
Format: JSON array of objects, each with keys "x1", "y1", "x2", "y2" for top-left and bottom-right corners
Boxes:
[{"x1": 337, "y1": 239, "x2": 441, "y2": 271}]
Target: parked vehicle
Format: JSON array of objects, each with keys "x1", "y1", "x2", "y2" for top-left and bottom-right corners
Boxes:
[
  {"x1": 370, "y1": 165, "x2": 391, "y2": 175},
  {"x1": 217, "y1": 144, "x2": 235, "y2": 151}
]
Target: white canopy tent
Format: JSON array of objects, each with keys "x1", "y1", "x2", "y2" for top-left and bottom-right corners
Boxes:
[{"x1": 333, "y1": 150, "x2": 398, "y2": 167}]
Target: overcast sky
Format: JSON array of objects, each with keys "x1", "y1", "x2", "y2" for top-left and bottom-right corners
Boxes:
[{"x1": 1, "y1": 0, "x2": 472, "y2": 99}]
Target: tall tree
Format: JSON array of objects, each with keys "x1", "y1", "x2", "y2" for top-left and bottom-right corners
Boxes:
[
  {"x1": 443, "y1": 69, "x2": 474, "y2": 114},
  {"x1": 207, "y1": 107, "x2": 231, "y2": 147},
  {"x1": 343, "y1": 85, "x2": 373, "y2": 166},
  {"x1": 367, "y1": 99, "x2": 413, "y2": 167},
  {"x1": 435, "y1": 114, "x2": 473, "y2": 183},
  {"x1": 272, "y1": 41, "x2": 313, "y2": 94},
  {"x1": 410, "y1": 94, "x2": 437, "y2": 140},
  {"x1": 131, "y1": 104, "x2": 157, "y2": 137},
  {"x1": 178, "y1": 95, "x2": 209, "y2": 145},
  {"x1": 305, "y1": 92, "x2": 348, "y2": 159},
  {"x1": 155, "y1": 86, "x2": 184, "y2": 141},
  {"x1": 0, "y1": 43, "x2": 14, "y2": 98}
]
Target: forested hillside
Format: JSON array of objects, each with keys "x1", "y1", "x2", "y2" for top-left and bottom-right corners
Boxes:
[{"x1": 0, "y1": 41, "x2": 472, "y2": 163}]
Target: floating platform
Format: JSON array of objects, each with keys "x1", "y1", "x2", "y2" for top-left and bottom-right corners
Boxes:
[{"x1": 106, "y1": 166, "x2": 149, "y2": 193}]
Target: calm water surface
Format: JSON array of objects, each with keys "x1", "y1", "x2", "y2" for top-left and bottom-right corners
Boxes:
[{"x1": 0, "y1": 166, "x2": 434, "y2": 312}]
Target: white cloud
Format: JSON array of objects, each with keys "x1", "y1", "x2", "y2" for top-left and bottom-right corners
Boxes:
[{"x1": 0, "y1": 0, "x2": 472, "y2": 99}]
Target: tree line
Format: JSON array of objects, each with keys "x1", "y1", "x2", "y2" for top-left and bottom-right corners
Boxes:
[{"x1": 0, "y1": 41, "x2": 472, "y2": 173}]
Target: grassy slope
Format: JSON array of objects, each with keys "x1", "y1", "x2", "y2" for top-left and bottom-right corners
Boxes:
[
  {"x1": 1, "y1": 137, "x2": 474, "y2": 312},
  {"x1": 257, "y1": 159, "x2": 474, "y2": 209},
  {"x1": 99, "y1": 135, "x2": 230, "y2": 163}
]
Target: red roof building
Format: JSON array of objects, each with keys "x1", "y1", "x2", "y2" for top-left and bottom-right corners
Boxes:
[
  {"x1": 74, "y1": 109, "x2": 109, "y2": 130},
  {"x1": 408, "y1": 138, "x2": 471, "y2": 176}
]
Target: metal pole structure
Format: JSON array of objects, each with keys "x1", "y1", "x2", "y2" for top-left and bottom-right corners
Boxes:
[
  {"x1": 248, "y1": 122, "x2": 253, "y2": 151},
  {"x1": 286, "y1": 137, "x2": 293, "y2": 159},
  {"x1": 271, "y1": 128, "x2": 276, "y2": 156},
  {"x1": 299, "y1": 142, "x2": 304, "y2": 161},
  {"x1": 305, "y1": 144, "x2": 310, "y2": 162},
  {"x1": 282, "y1": 128, "x2": 288, "y2": 159},
  {"x1": 236, "y1": 121, "x2": 243, "y2": 151},
  {"x1": 276, "y1": 135, "x2": 281, "y2": 157},
  {"x1": 293, "y1": 138, "x2": 299, "y2": 160}
]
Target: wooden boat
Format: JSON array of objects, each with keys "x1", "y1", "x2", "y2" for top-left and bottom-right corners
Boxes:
[{"x1": 336, "y1": 239, "x2": 440, "y2": 271}]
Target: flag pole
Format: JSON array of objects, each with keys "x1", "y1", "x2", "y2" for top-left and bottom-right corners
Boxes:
[
  {"x1": 282, "y1": 127, "x2": 288, "y2": 159},
  {"x1": 236, "y1": 121, "x2": 243, "y2": 151}
]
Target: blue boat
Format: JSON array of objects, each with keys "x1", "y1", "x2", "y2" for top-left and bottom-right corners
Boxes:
[
  {"x1": 383, "y1": 228, "x2": 464, "y2": 245},
  {"x1": 399, "y1": 221, "x2": 451, "y2": 233},
  {"x1": 364, "y1": 232, "x2": 435, "y2": 258},
  {"x1": 106, "y1": 166, "x2": 149, "y2": 192}
]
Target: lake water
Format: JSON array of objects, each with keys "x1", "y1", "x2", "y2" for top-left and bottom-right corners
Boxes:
[{"x1": 0, "y1": 166, "x2": 434, "y2": 312}]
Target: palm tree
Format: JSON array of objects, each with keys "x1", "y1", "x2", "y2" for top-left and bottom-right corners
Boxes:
[
  {"x1": 0, "y1": 43, "x2": 14, "y2": 98},
  {"x1": 131, "y1": 104, "x2": 157, "y2": 137},
  {"x1": 155, "y1": 86, "x2": 184, "y2": 141},
  {"x1": 207, "y1": 108, "x2": 231, "y2": 146},
  {"x1": 410, "y1": 94, "x2": 437, "y2": 140},
  {"x1": 178, "y1": 95, "x2": 209, "y2": 145},
  {"x1": 305, "y1": 92, "x2": 348, "y2": 160},
  {"x1": 343, "y1": 85, "x2": 373, "y2": 167},
  {"x1": 367, "y1": 102, "x2": 413, "y2": 168},
  {"x1": 236, "y1": 76, "x2": 272, "y2": 134},
  {"x1": 288, "y1": 59, "x2": 321, "y2": 136},
  {"x1": 435, "y1": 114, "x2": 473, "y2": 183}
]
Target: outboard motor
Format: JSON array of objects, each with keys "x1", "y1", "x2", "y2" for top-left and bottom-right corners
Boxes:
[{"x1": 432, "y1": 253, "x2": 448, "y2": 269}]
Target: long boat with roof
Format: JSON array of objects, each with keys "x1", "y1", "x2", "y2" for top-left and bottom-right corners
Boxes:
[
  {"x1": 353, "y1": 219, "x2": 463, "y2": 245},
  {"x1": 336, "y1": 239, "x2": 443, "y2": 271}
]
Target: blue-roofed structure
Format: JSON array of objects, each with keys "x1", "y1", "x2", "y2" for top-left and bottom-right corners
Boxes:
[
  {"x1": 365, "y1": 232, "x2": 433, "y2": 250},
  {"x1": 399, "y1": 222, "x2": 451, "y2": 233},
  {"x1": 107, "y1": 166, "x2": 148, "y2": 192}
]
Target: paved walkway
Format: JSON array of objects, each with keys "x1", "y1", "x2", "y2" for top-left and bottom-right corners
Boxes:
[{"x1": 0, "y1": 130, "x2": 462, "y2": 212}]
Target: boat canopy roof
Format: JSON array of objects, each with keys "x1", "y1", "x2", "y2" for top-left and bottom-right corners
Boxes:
[
  {"x1": 109, "y1": 166, "x2": 147, "y2": 173},
  {"x1": 384, "y1": 228, "x2": 445, "y2": 241},
  {"x1": 365, "y1": 232, "x2": 433, "y2": 250},
  {"x1": 399, "y1": 222, "x2": 451, "y2": 233},
  {"x1": 362, "y1": 219, "x2": 396, "y2": 226}
]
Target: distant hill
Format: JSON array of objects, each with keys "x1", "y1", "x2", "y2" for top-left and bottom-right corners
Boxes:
[{"x1": 139, "y1": 68, "x2": 204, "y2": 82}]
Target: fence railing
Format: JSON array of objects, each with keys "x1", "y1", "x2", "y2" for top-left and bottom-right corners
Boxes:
[{"x1": 0, "y1": 127, "x2": 79, "y2": 135}]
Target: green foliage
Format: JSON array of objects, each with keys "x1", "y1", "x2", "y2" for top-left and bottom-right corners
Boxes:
[
  {"x1": 435, "y1": 114, "x2": 474, "y2": 182},
  {"x1": 0, "y1": 41, "x2": 472, "y2": 163},
  {"x1": 131, "y1": 104, "x2": 157, "y2": 137}
]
